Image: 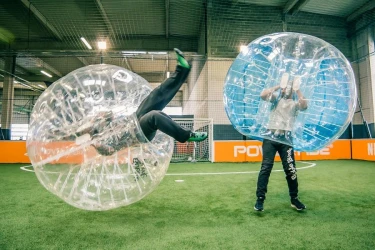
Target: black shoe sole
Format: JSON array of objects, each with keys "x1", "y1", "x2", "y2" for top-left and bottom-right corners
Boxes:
[
  {"x1": 291, "y1": 204, "x2": 306, "y2": 211},
  {"x1": 254, "y1": 206, "x2": 264, "y2": 212}
]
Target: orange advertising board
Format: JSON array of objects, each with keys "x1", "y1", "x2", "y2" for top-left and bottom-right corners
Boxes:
[
  {"x1": 214, "y1": 140, "x2": 351, "y2": 162},
  {"x1": 351, "y1": 139, "x2": 375, "y2": 161},
  {"x1": 0, "y1": 141, "x2": 30, "y2": 163},
  {"x1": 299, "y1": 140, "x2": 351, "y2": 160},
  {"x1": 0, "y1": 139, "x2": 372, "y2": 164}
]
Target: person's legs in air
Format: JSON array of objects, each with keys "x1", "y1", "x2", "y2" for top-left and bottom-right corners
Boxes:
[
  {"x1": 254, "y1": 139, "x2": 277, "y2": 211},
  {"x1": 136, "y1": 48, "x2": 207, "y2": 142},
  {"x1": 278, "y1": 143, "x2": 306, "y2": 211},
  {"x1": 136, "y1": 48, "x2": 191, "y2": 118},
  {"x1": 138, "y1": 110, "x2": 207, "y2": 142}
]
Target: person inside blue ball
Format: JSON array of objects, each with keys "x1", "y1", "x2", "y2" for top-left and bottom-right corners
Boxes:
[
  {"x1": 260, "y1": 73, "x2": 308, "y2": 143},
  {"x1": 74, "y1": 48, "x2": 208, "y2": 156},
  {"x1": 254, "y1": 72, "x2": 308, "y2": 212}
]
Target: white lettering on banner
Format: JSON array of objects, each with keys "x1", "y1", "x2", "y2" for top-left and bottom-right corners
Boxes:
[
  {"x1": 234, "y1": 146, "x2": 246, "y2": 157},
  {"x1": 369, "y1": 143, "x2": 375, "y2": 156},
  {"x1": 234, "y1": 145, "x2": 263, "y2": 157},
  {"x1": 306, "y1": 145, "x2": 333, "y2": 156}
]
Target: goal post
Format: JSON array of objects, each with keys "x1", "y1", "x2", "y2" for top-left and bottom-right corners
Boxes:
[{"x1": 171, "y1": 118, "x2": 213, "y2": 162}]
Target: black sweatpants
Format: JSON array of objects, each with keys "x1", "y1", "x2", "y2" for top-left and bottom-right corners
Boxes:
[
  {"x1": 256, "y1": 139, "x2": 299, "y2": 199},
  {"x1": 136, "y1": 65, "x2": 191, "y2": 142}
]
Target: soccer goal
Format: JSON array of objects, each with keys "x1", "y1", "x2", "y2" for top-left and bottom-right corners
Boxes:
[{"x1": 171, "y1": 118, "x2": 213, "y2": 162}]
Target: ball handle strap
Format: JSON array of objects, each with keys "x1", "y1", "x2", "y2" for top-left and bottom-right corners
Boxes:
[{"x1": 279, "y1": 73, "x2": 289, "y2": 89}]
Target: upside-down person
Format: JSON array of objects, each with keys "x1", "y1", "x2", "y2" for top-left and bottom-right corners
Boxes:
[{"x1": 74, "y1": 48, "x2": 208, "y2": 156}]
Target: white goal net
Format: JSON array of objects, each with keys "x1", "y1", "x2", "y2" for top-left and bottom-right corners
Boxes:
[{"x1": 171, "y1": 118, "x2": 213, "y2": 162}]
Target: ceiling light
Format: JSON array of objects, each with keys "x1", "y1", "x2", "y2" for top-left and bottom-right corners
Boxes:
[
  {"x1": 38, "y1": 84, "x2": 45, "y2": 88},
  {"x1": 80, "y1": 37, "x2": 92, "y2": 50},
  {"x1": 98, "y1": 41, "x2": 107, "y2": 50},
  {"x1": 41, "y1": 70, "x2": 52, "y2": 77}
]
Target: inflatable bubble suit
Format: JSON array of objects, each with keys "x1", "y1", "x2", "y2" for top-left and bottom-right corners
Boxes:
[
  {"x1": 224, "y1": 32, "x2": 357, "y2": 151},
  {"x1": 27, "y1": 64, "x2": 174, "y2": 211}
]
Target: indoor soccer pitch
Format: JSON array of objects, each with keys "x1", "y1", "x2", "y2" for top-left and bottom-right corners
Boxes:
[{"x1": 1, "y1": 160, "x2": 374, "y2": 249}]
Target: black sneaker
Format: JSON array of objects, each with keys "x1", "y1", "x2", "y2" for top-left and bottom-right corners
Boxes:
[
  {"x1": 291, "y1": 197, "x2": 306, "y2": 211},
  {"x1": 187, "y1": 132, "x2": 208, "y2": 142},
  {"x1": 254, "y1": 197, "x2": 264, "y2": 211}
]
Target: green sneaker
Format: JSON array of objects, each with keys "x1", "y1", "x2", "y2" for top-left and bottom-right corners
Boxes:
[
  {"x1": 187, "y1": 132, "x2": 208, "y2": 142},
  {"x1": 174, "y1": 48, "x2": 191, "y2": 69}
]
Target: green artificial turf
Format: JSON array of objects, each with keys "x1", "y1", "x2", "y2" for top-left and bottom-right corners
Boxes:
[{"x1": 0, "y1": 160, "x2": 374, "y2": 249}]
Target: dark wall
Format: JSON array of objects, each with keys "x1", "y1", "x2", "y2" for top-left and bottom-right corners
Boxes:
[{"x1": 214, "y1": 123, "x2": 374, "y2": 141}]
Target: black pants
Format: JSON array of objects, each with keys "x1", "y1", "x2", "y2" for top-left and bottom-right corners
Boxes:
[
  {"x1": 256, "y1": 139, "x2": 299, "y2": 199},
  {"x1": 136, "y1": 65, "x2": 191, "y2": 142}
]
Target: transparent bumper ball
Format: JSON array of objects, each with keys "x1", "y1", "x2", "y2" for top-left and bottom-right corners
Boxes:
[
  {"x1": 27, "y1": 64, "x2": 174, "y2": 211},
  {"x1": 223, "y1": 32, "x2": 357, "y2": 151}
]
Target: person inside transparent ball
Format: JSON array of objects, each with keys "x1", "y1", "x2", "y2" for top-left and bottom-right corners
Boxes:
[
  {"x1": 254, "y1": 72, "x2": 308, "y2": 212},
  {"x1": 71, "y1": 48, "x2": 208, "y2": 156},
  {"x1": 260, "y1": 73, "x2": 308, "y2": 145}
]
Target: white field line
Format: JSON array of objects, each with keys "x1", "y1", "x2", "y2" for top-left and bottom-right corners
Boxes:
[
  {"x1": 166, "y1": 161, "x2": 316, "y2": 176},
  {"x1": 20, "y1": 165, "x2": 34, "y2": 172},
  {"x1": 19, "y1": 161, "x2": 316, "y2": 176}
]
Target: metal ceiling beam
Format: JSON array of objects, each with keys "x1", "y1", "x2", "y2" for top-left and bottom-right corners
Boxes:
[
  {"x1": 14, "y1": 89, "x2": 41, "y2": 96},
  {"x1": 165, "y1": 0, "x2": 170, "y2": 39},
  {"x1": 77, "y1": 57, "x2": 89, "y2": 66},
  {"x1": 3, "y1": 35, "x2": 199, "y2": 52},
  {"x1": 347, "y1": 0, "x2": 375, "y2": 22},
  {"x1": 29, "y1": 58, "x2": 63, "y2": 77},
  {"x1": 283, "y1": 0, "x2": 310, "y2": 15},
  {"x1": 283, "y1": 0, "x2": 299, "y2": 14},
  {"x1": 0, "y1": 30, "x2": 15, "y2": 44},
  {"x1": 0, "y1": 89, "x2": 41, "y2": 96},
  {"x1": 0, "y1": 58, "x2": 30, "y2": 75},
  {"x1": 123, "y1": 57, "x2": 133, "y2": 72},
  {"x1": 20, "y1": 0, "x2": 63, "y2": 41},
  {"x1": 10, "y1": 75, "x2": 59, "y2": 82},
  {"x1": 95, "y1": 0, "x2": 115, "y2": 37}
]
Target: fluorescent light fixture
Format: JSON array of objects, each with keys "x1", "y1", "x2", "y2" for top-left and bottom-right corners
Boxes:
[
  {"x1": 167, "y1": 72, "x2": 170, "y2": 78},
  {"x1": 98, "y1": 41, "x2": 107, "y2": 50},
  {"x1": 41, "y1": 70, "x2": 52, "y2": 77},
  {"x1": 80, "y1": 37, "x2": 92, "y2": 50},
  {"x1": 38, "y1": 84, "x2": 45, "y2": 88}
]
